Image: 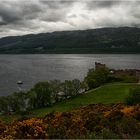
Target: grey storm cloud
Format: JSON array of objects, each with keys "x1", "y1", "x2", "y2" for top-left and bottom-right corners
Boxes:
[
  {"x1": 85, "y1": 1, "x2": 121, "y2": 10},
  {"x1": 0, "y1": 0, "x2": 140, "y2": 37}
]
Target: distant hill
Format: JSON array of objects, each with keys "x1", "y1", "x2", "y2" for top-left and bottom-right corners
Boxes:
[{"x1": 0, "y1": 27, "x2": 140, "y2": 54}]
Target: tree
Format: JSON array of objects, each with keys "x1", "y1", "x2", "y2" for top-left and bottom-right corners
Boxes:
[
  {"x1": 85, "y1": 67, "x2": 109, "y2": 89},
  {"x1": 125, "y1": 86, "x2": 140, "y2": 105},
  {"x1": 0, "y1": 92, "x2": 28, "y2": 113},
  {"x1": 80, "y1": 80, "x2": 88, "y2": 92},
  {"x1": 0, "y1": 96, "x2": 9, "y2": 113},
  {"x1": 72, "y1": 79, "x2": 81, "y2": 95},
  {"x1": 30, "y1": 82, "x2": 52, "y2": 108},
  {"x1": 28, "y1": 90, "x2": 38, "y2": 109},
  {"x1": 49, "y1": 80, "x2": 61, "y2": 103},
  {"x1": 7, "y1": 92, "x2": 28, "y2": 112},
  {"x1": 61, "y1": 80, "x2": 74, "y2": 97}
]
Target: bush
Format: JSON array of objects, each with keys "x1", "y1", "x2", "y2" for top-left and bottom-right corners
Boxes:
[
  {"x1": 29, "y1": 82, "x2": 52, "y2": 108},
  {"x1": 1, "y1": 118, "x2": 48, "y2": 139},
  {"x1": 80, "y1": 129, "x2": 120, "y2": 139},
  {"x1": 85, "y1": 67, "x2": 109, "y2": 89},
  {"x1": 121, "y1": 75, "x2": 138, "y2": 83},
  {"x1": 0, "y1": 120, "x2": 6, "y2": 135},
  {"x1": 101, "y1": 128, "x2": 120, "y2": 139},
  {"x1": 125, "y1": 86, "x2": 140, "y2": 105},
  {"x1": 45, "y1": 112, "x2": 86, "y2": 139},
  {"x1": 115, "y1": 117, "x2": 140, "y2": 138},
  {"x1": 1, "y1": 104, "x2": 140, "y2": 139}
]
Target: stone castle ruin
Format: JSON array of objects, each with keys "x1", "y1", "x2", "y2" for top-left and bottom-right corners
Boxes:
[{"x1": 95, "y1": 62, "x2": 140, "y2": 83}]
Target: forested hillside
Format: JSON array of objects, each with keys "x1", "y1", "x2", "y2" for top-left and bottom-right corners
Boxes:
[{"x1": 0, "y1": 27, "x2": 140, "y2": 53}]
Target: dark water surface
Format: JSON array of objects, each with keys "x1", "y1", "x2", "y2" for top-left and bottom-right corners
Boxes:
[{"x1": 0, "y1": 54, "x2": 140, "y2": 96}]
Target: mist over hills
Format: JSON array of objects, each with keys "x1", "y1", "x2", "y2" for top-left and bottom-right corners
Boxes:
[{"x1": 0, "y1": 27, "x2": 140, "y2": 54}]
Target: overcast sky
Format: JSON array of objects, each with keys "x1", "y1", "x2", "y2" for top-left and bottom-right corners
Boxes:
[{"x1": 0, "y1": 0, "x2": 140, "y2": 38}]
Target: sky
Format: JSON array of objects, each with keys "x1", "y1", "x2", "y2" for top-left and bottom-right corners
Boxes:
[{"x1": 0, "y1": 0, "x2": 140, "y2": 37}]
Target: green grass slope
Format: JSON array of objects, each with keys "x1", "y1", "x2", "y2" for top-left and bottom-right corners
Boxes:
[
  {"x1": 33, "y1": 83, "x2": 139, "y2": 117},
  {"x1": 0, "y1": 83, "x2": 139, "y2": 122}
]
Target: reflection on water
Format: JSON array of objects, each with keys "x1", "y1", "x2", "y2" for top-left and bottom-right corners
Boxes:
[{"x1": 0, "y1": 54, "x2": 140, "y2": 96}]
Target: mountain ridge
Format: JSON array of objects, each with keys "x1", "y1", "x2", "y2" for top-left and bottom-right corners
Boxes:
[{"x1": 0, "y1": 27, "x2": 140, "y2": 54}]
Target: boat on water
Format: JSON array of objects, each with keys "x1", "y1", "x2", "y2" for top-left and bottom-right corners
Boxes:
[{"x1": 17, "y1": 81, "x2": 23, "y2": 85}]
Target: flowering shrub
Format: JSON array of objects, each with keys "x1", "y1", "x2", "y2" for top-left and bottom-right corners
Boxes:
[
  {"x1": 1, "y1": 118, "x2": 48, "y2": 139},
  {"x1": 0, "y1": 120, "x2": 6, "y2": 135},
  {"x1": 45, "y1": 112, "x2": 86, "y2": 139},
  {"x1": 0, "y1": 104, "x2": 140, "y2": 139}
]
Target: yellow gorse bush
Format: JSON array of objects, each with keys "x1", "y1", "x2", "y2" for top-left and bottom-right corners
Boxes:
[{"x1": 0, "y1": 104, "x2": 140, "y2": 139}]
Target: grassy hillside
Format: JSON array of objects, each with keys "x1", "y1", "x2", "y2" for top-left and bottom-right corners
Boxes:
[
  {"x1": 33, "y1": 83, "x2": 138, "y2": 116},
  {"x1": 0, "y1": 27, "x2": 140, "y2": 53},
  {"x1": 0, "y1": 83, "x2": 139, "y2": 122},
  {"x1": 1, "y1": 83, "x2": 140, "y2": 139}
]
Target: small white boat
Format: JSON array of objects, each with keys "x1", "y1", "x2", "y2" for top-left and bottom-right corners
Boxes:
[{"x1": 17, "y1": 81, "x2": 23, "y2": 85}]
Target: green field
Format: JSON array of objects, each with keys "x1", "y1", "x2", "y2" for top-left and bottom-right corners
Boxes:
[
  {"x1": 0, "y1": 83, "x2": 139, "y2": 122},
  {"x1": 32, "y1": 83, "x2": 139, "y2": 117}
]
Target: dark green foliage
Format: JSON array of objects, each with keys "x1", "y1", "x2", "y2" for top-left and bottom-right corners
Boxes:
[
  {"x1": 85, "y1": 67, "x2": 109, "y2": 89},
  {"x1": 0, "y1": 27, "x2": 140, "y2": 54},
  {"x1": 80, "y1": 129, "x2": 120, "y2": 139},
  {"x1": 0, "y1": 97, "x2": 9, "y2": 113},
  {"x1": 61, "y1": 80, "x2": 74, "y2": 97},
  {"x1": 9, "y1": 92, "x2": 28, "y2": 112},
  {"x1": 49, "y1": 80, "x2": 61, "y2": 103},
  {"x1": 0, "y1": 92, "x2": 28, "y2": 113},
  {"x1": 121, "y1": 75, "x2": 138, "y2": 83},
  {"x1": 30, "y1": 82, "x2": 52, "y2": 108},
  {"x1": 107, "y1": 76, "x2": 122, "y2": 83},
  {"x1": 61, "y1": 79, "x2": 81, "y2": 97},
  {"x1": 71, "y1": 79, "x2": 81, "y2": 95},
  {"x1": 0, "y1": 79, "x2": 83, "y2": 113},
  {"x1": 125, "y1": 86, "x2": 140, "y2": 105},
  {"x1": 114, "y1": 116, "x2": 140, "y2": 138},
  {"x1": 100, "y1": 128, "x2": 120, "y2": 139}
]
